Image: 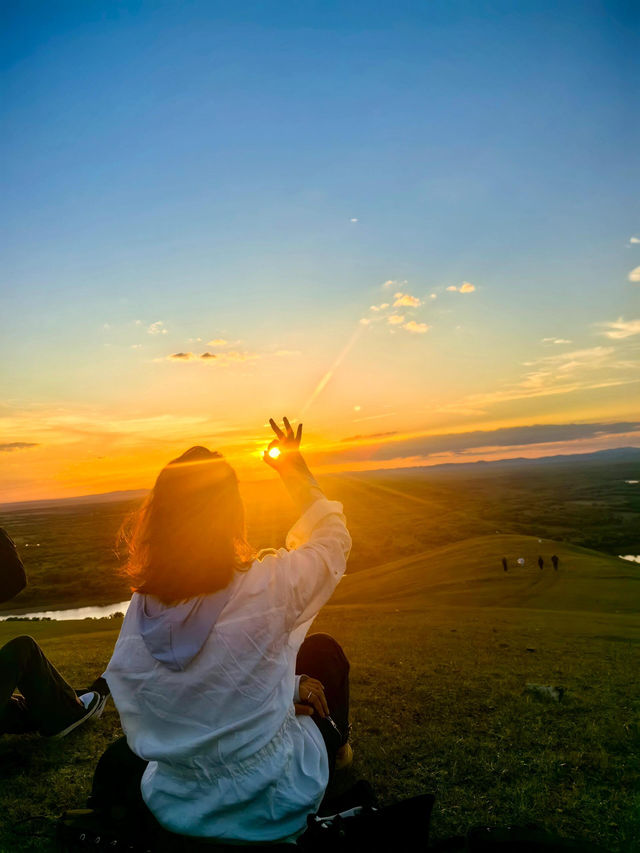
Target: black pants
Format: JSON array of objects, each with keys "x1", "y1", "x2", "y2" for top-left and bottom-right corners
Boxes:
[
  {"x1": 0, "y1": 635, "x2": 84, "y2": 737},
  {"x1": 91, "y1": 633, "x2": 350, "y2": 819}
]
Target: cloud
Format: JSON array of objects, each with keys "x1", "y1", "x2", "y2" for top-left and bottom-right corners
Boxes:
[
  {"x1": 166, "y1": 350, "x2": 263, "y2": 365},
  {"x1": 359, "y1": 318, "x2": 372, "y2": 325},
  {"x1": 382, "y1": 279, "x2": 407, "y2": 289},
  {"x1": 313, "y1": 422, "x2": 640, "y2": 467},
  {"x1": 350, "y1": 218, "x2": 359, "y2": 223},
  {"x1": 388, "y1": 314, "x2": 405, "y2": 325},
  {"x1": 599, "y1": 317, "x2": 640, "y2": 339},
  {"x1": 370, "y1": 303, "x2": 389, "y2": 311},
  {"x1": 393, "y1": 292, "x2": 422, "y2": 308},
  {"x1": 148, "y1": 321, "x2": 167, "y2": 335},
  {"x1": 207, "y1": 338, "x2": 227, "y2": 346},
  {"x1": 522, "y1": 346, "x2": 614, "y2": 373},
  {"x1": 447, "y1": 282, "x2": 476, "y2": 293},
  {"x1": 629, "y1": 237, "x2": 639, "y2": 244},
  {"x1": 430, "y1": 294, "x2": 437, "y2": 300},
  {"x1": 460, "y1": 344, "x2": 637, "y2": 409},
  {"x1": 403, "y1": 321, "x2": 429, "y2": 334},
  {"x1": 542, "y1": 338, "x2": 572, "y2": 344},
  {"x1": 0, "y1": 442, "x2": 40, "y2": 452},
  {"x1": 341, "y1": 431, "x2": 398, "y2": 442},
  {"x1": 628, "y1": 266, "x2": 640, "y2": 282}
]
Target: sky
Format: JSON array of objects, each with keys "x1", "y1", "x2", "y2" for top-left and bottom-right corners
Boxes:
[{"x1": 1, "y1": 0, "x2": 639, "y2": 502}]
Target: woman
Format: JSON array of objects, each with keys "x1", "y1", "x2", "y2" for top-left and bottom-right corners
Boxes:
[{"x1": 99, "y1": 417, "x2": 352, "y2": 845}]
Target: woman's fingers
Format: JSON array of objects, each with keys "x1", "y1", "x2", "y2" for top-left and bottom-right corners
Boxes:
[
  {"x1": 300, "y1": 677, "x2": 329, "y2": 717},
  {"x1": 295, "y1": 423, "x2": 303, "y2": 444},
  {"x1": 269, "y1": 418, "x2": 285, "y2": 439},
  {"x1": 282, "y1": 416, "x2": 294, "y2": 439}
]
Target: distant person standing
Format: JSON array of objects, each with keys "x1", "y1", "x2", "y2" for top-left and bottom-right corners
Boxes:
[
  {"x1": 0, "y1": 527, "x2": 107, "y2": 738},
  {"x1": 552, "y1": 554, "x2": 559, "y2": 571},
  {"x1": 537, "y1": 555, "x2": 544, "y2": 570},
  {"x1": 501, "y1": 556, "x2": 508, "y2": 572}
]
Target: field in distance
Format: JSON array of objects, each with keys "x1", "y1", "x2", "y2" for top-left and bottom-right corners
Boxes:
[{"x1": 1, "y1": 448, "x2": 638, "y2": 614}]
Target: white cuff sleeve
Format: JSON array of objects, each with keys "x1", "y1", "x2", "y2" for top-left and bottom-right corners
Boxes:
[
  {"x1": 285, "y1": 498, "x2": 345, "y2": 550},
  {"x1": 294, "y1": 675, "x2": 303, "y2": 703}
]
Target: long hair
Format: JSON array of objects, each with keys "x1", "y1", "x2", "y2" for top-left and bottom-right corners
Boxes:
[{"x1": 120, "y1": 446, "x2": 255, "y2": 603}]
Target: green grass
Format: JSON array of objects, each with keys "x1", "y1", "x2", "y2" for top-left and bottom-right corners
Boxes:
[
  {"x1": 1, "y1": 597, "x2": 638, "y2": 851},
  {"x1": 1, "y1": 461, "x2": 638, "y2": 850},
  {"x1": 331, "y1": 533, "x2": 640, "y2": 614}
]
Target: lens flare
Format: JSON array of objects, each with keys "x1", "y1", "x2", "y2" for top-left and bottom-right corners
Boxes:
[{"x1": 268, "y1": 447, "x2": 281, "y2": 459}]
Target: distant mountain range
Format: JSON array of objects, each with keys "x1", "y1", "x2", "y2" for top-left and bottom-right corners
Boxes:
[
  {"x1": 0, "y1": 489, "x2": 149, "y2": 512},
  {"x1": 0, "y1": 445, "x2": 638, "y2": 511},
  {"x1": 358, "y1": 445, "x2": 640, "y2": 477}
]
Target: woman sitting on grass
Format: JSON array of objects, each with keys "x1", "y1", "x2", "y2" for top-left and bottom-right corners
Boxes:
[{"x1": 96, "y1": 417, "x2": 352, "y2": 845}]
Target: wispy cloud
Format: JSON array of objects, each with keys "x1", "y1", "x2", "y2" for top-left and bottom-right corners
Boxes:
[
  {"x1": 207, "y1": 338, "x2": 227, "y2": 346},
  {"x1": 628, "y1": 236, "x2": 639, "y2": 245},
  {"x1": 166, "y1": 350, "x2": 260, "y2": 365},
  {"x1": 542, "y1": 338, "x2": 572, "y2": 344},
  {"x1": 447, "y1": 281, "x2": 476, "y2": 293},
  {"x1": 382, "y1": 279, "x2": 407, "y2": 289},
  {"x1": 148, "y1": 321, "x2": 168, "y2": 335},
  {"x1": 0, "y1": 442, "x2": 40, "y2": 452},
  {"x1": 314, "y1": 422, "x2": 640, "y2": 467},
  {"x1": 350, "y1": 217, "x2": 359, "y2": 223},
  {"x1": 388, "y1": 314, "x2": 405, "y2": 325},
  {"x1": 393, "y1": 292, "x2": 421, "y2": 308},
  {"x1": 628, "y1": 266, "x2": 640, "y2": 282},
  {"x1": 462, "y1": 345, "x2": 637, "y2": 409},
  {"x1": 599, "y1": 318, "x2": 640, "y2": 339},
  {"x1": 369, "y1": 303, "x2": 389, "y2": 312},
  {"x1": 165, "y1": 348, "x2": 296, "y2": 365},
  {"x1": 403, "y1": 320, "x2": 429, "y2": 334}
]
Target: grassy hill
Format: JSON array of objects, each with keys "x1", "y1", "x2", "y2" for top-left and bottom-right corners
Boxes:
[
  {"x1": 331, "y1": 533, "x2": 640, "y2": 614},
  {"x1": 1, "y1": 535, "x2": 639, "y2": 851}
]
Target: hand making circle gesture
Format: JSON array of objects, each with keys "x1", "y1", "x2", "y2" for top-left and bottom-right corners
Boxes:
[{"x1": 263, "y1": 417, "x2": 303, "y2": 469}]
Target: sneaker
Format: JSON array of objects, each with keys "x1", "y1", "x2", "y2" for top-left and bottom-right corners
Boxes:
[
  {"x1": 335, "y1": 742, "x2": 353, "y2": 771},
  {"x1": 49, "y1": 691, "x2": 107, "y2": 739}
]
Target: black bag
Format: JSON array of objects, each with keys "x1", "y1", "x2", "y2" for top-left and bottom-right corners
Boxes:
[
  {"x1": 57, "y1": 787, "x2": 435, "y2": 852},
  {"x1": 299, "y1": 793, "x2": 435, "y2": 852}
]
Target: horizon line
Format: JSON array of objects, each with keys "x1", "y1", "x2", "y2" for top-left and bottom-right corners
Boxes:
[{"x1": 1, "y1": 444, "x2": 638, "y2": 511}]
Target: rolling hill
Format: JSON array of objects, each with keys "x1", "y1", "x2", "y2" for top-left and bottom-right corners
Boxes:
[{"x1": 329, "y1": 534, "x2": 640, "y2": 614}]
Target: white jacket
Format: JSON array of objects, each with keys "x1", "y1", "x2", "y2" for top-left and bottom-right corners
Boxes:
[{"x1": 105, "y1": 498, "x2": 351, "y2": 843}]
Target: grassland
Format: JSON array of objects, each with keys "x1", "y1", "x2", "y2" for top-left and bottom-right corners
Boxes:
[
  {"x1": 1, "y1": 451, "x2": 638, "y2": 614},
  {"x1": 0, "y1": 456, "x2": 639, "y2": 850}
]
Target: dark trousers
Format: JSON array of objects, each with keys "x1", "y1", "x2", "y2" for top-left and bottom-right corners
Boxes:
[
  {"x1": 0, "y1": 635, "x2": 83, "y2": 737},
  {"x1": 91, "y1": 633, "x2": 350, "y2": 819}
]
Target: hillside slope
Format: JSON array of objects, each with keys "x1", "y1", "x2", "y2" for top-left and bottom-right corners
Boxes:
[{"x1": 331, "y1": 534, "x2": 640, "y2": 613}]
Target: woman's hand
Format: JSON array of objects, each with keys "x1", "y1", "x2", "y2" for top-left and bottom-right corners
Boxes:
[
  {"x1": 263, "y1": 417, "x2": 323, "y2": 510},
  {"x1": 294, "y1": 675, "x2": 329, "y2": 718},
  {"x1": 262, "y1": 417, "x2": 304, "y2": 470}
]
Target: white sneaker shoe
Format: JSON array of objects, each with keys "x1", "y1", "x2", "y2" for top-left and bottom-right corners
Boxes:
[{"x1": 49, "y1": 690, "x2": 107, "y2": 739}]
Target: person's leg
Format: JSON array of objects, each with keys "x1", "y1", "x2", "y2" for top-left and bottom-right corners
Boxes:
[
  {"x1": 0, "y1": 635, "x2": 84, "y2": 736},
  {"x1": 89, "y1": 735, "x2": 148, "y2": 814},
  {"x1": 296, "y1": 633, "x2": 350, "y2": 771}
]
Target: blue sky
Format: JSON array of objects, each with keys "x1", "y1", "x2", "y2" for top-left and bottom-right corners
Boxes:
[{"x1": 1, "y1": 1, "x2": 638, "y2": 499}]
